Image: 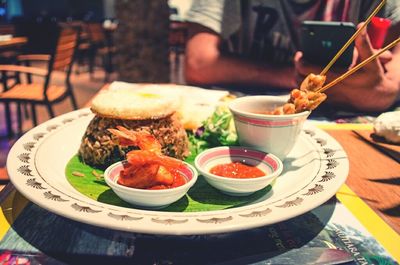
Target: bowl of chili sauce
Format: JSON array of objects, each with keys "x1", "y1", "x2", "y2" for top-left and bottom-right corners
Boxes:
[{"x1": 195, "y1": 146, "x2": 283, "y2": 196}]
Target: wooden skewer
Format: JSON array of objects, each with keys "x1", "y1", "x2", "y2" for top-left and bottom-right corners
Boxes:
[
  {"x1": 317, "y1": 37, "x2": 400, "y2": 93},
  {"x1": 320, "y1": 0, "x2": 386, "y2": 76}
]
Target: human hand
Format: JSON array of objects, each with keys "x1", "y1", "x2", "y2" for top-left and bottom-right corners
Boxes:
[{"x1": 294, "y1": 23, "x2": 399, "y2": 112}]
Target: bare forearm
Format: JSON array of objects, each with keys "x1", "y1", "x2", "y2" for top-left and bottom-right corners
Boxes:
[
  {"x1": 185, "y1": 54, "x2": 296, "y2": 89},
  {"x1": 185, "y1": 55, "x2": 297, "y2": 89},
  {"x1": 185, "y1": 25, "x2": 297, "y2": 90}
]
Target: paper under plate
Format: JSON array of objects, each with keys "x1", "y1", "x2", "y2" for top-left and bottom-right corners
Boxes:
[{"x1": 7, "y1": 108, "x2": 349, "y2": 235}]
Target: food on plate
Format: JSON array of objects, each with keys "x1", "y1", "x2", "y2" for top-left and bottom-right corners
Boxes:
[
  {"x1": 195, "y1": 106, "x2": 237, "y2": 146},
  {"x1": 187, "y1": 106, "x2": 238, "y2": 162},
  {"x1": 104, "y1": 82, "x2": 232, "y2": 131},
  {"x1": 299, "y1": 73, "x2": 326, "y2": 92},
  {"x1": 79, "y1": 89, "x2": 189, "y2": 169},
  {"x1": 109, "y1": 126, "x2": 187, "y2": 189},
  {"x1": 373, "y1": 111, "x2": 400, "y2": 144},
  {"x1": 210, "y1": 161, "x2": 266, "y2": 179},
  {"x1": 267, "y1": 74, "x2": 327, "y2": 115},
  {"x1": 175, "y1": 88, "x2": 233, "y2": 130},
  {"x1": 90, "y1": 87, "x2": 180, "y2": 120}
]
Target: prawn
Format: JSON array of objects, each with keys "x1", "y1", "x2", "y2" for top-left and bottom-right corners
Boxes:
[
  {"x1": 125, "y1": 150, "x2": 184, "y2": 170},
  {"x1": 108, "y1": 126, "x2": 184, "y2": 189},
  {"x1": 108, "y1": 126, "x2": 162, "y2": 154}
]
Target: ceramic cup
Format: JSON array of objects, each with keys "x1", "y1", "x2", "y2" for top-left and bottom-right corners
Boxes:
[{"x1": 228, "y1": 96, "x2": 310, "y2": 160}]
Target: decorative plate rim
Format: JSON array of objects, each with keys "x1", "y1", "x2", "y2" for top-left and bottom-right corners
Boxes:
[{"x1": 7, "y1": 108, "x2": 349, "y2": 235}]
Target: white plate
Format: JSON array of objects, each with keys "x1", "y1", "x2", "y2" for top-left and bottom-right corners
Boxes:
[{"x1": 7, "y1": 108, "x2": 349, "y2": 235}]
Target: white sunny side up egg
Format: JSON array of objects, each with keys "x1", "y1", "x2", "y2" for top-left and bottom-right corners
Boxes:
[{"x1": 91, "y1": 88, "x2": 181, "y2": 120}]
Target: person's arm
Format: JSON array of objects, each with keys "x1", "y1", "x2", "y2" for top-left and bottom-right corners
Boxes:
[
  {"x1": 184, "y1": 23, "x2": 297, "y2": 89},
  {"x1": 294, "y1": 23, "x2": 400, "y2": 112}
]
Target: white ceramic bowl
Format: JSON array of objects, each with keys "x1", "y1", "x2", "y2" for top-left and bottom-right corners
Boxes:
[
  {"x1": 194, "y1": 146, "x2": 283, "y2": 196},
  {"x1": 104, "y1": 160, "x2": 198, "y2": 209},
  {"x1": 228, "y1": 96, "x2": 310, "y2": 160}
]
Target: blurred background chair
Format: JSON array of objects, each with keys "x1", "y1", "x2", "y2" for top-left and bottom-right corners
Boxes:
[
  {"x1": 168, "y1": 21, "x2": 187, "y2": 83},
  {"x1": 86, "y1": 22, "x2": 116, "y2": 82},
  {"x1": 169, "y1": 21, "x2": 187, "y2": 61},
  {"x1": 0, "y1": 27, "x2": 79, "y2": 137},
  {"x1": 73, "y1": 21, "x2": 91, "y2": 74}
]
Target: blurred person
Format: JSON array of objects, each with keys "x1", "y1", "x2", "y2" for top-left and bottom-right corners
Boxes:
[{"x1": 184, "y1": 0, "x2": 400, "y2": 112}]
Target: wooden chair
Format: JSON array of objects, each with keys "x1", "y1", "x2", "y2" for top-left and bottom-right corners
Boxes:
[
  {"x1": 59, "y1": 21, "x2": 91, "y2": 75},
  {"x1": 0, "y1": 27, "x2": 79, "y2": 137}
]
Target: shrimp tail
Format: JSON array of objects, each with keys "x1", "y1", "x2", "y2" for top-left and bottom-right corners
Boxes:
[
  {"x1": 108, "y1": 126, "x2": 162, "y2": 153},
  {"x1": 126, "y1": 150, "x2": 184, "y2": 170}
]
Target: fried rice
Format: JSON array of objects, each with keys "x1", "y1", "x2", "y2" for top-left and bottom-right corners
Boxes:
[{"x1": 78, "y1": 113, "x2": 189, "y2": 169}]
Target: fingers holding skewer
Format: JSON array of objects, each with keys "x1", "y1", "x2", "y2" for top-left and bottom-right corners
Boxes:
[
  {"x1": 295, "y1": 0, "x2": 388, "y2": 89},
  {"x1": 320, "y1": 0, "x2": 387, "y2": 76},
  {"x1": 273, "y1": 0, "x2": 397, "y2": 115},
  {"x1": 288, "y1": 37, "x2": 399, "y2": 114},
  {"x1": 317, "y1": 37, "x2": 400, "y2": 93}
]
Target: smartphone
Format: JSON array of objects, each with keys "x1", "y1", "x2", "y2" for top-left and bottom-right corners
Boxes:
[{"x1": 300, "y1": 21, "x2": 356, "y2": 67}]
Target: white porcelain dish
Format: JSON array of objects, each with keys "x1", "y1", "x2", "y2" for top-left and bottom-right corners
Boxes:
[
  {"x1": 7, "y1": 108, "x2": 349, "y2": 235},
  {"x1": 195, "y1": 146, "x2": 283, "y2": 196}
]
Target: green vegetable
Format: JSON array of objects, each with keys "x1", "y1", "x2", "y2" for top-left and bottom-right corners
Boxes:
[{"x1": 187, "y1": 106, "x2": 238, "y2": 162}]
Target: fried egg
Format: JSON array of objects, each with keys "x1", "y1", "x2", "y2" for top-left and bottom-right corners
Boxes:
[{"x1": 91, "y1": 88, "x2": 180, "y2": 120}]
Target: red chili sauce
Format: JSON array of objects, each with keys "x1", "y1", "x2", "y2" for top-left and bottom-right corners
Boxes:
[
  {"x1": 148, "y1": 170, "x2": 187, "y2": 190},
  {"x1": 210, "y1": 161, "x2": 265, "y2": 179}
]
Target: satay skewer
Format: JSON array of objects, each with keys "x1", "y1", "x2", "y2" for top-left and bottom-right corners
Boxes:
[
  {"x1": 317, "y1": 37, "x2": 400, "y2": 93},
  {"x1": 320, "y1": 0, "x2": 386, "y2": 76}
]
